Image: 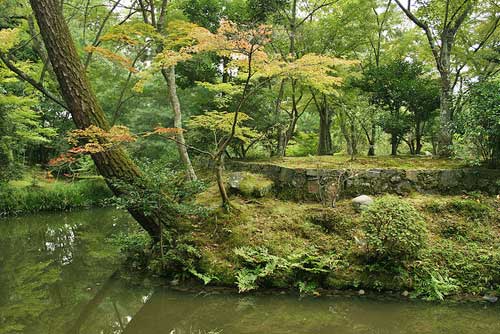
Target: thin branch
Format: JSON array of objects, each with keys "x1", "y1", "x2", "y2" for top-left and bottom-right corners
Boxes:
[
  {"x1": 297, "y1": 1, "x2": 338, "y2": 27},
  {"x1": 84, "y1": 0, "x2": 122, "y2": 69},
  {"x1": 0, "y1": 51, "x2": 68, "y2": 111}
]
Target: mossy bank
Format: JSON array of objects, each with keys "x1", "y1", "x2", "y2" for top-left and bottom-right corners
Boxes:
[{"x1": 121, "y1": 178, "x2": 500, "y2": 302}]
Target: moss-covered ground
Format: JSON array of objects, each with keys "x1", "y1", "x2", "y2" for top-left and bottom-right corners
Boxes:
[
  {"x1": 182, "y1": 187, "x2": 500, "y2": 301},
  {"x1": 244, "y1": 155, "x2": 467, "y2": 170}
]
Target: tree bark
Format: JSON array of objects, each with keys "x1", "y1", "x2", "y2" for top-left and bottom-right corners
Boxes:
[
  {"x1": 368, "y1": 124, "x2": 376, "y2": 156},
  {"x1": 318, "y1": 108, "x2": 333, "y2": 155},
  {"x1": 317, "y1": 95, "x2": 333, "y2": 156},
  {"x1": 29, "y1": 0, "x2": 163, "y2": 240},
  {"x1": 438, "y1": 69, "x2": 453, "y2": 156},
  {"x1": 390, "y1": 134, "x2": 398, "y2": 156},
  {"x1": 162, "y1": 67, "x2": 197, "y2": 181}
]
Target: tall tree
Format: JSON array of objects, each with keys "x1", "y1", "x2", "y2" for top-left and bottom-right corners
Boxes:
[
  {"x1": 393, "y1": 0, "x2": 499, "y2": 156},
  {"x1": 28, "y1": 0, "x2": 168, "y2": 240}
]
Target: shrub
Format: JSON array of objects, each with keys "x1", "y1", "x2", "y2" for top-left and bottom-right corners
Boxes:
[{"x1": 361, "y1": 196, "x2": 427, "y2": 262}]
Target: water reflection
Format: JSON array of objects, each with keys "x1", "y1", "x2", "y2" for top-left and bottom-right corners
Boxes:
[
  {"x1": 1, "y1": 209, "x2": 499, "y2": 334},
  {"x1": 0, "y1": 209, "x2": 134, "y2": 334}
]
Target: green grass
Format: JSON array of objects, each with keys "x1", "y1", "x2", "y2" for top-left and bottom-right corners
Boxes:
[
  {"x1": 1, "y1": 174, "x2": 113, "y2": 216},
  {"x1": 244, "y1": 155, "x2": 467, "y2": 170}
]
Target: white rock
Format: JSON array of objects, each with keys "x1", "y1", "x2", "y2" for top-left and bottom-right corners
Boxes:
[{"x1": 352, "y1": 195, "x2": 374, "y2": 209}]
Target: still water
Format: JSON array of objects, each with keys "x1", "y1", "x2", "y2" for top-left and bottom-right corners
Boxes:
[{"x1": 1, "y1": 209, "x2": 499, "y2": 334}]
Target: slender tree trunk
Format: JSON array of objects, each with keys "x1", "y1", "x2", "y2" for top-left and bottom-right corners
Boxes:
[
  {"x1": 491, "y1": 135, "x2": 500, "y2": 168},
  {"x1": 438, "y1": 68, "x2": 453, "y2": 156},
  {"x1": 339, "y1": 110, "x2": 352, "y2": 156},
  {"x1": 275, "y1": 79, "x2": 286, "y2": 157},
  {"x1": 215, "y1": 155, "x2": 230, "y2": 208},
  {"x1": 162, "y1": 67, "x2": 197, "y2": 181},
  {"x1": 318, "y1": 106, "x2": 333, "y2": 155},
  {"x1": 391, "y1": 134, "x2": 398, "y2": 156},
  {"x1": 415, "y1": 119, "x2": 423, "y2": 155},
  {"x1": 29, "y1": 0, "x2": 163, "y2": 240},
  {"x1": 368, "y1": 124, "x2": 376, "y2": 156}
]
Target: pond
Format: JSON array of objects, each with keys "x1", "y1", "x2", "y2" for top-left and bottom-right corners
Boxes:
[{"x1": 1, "y1": 209, "x2": 499, "y2": 334}]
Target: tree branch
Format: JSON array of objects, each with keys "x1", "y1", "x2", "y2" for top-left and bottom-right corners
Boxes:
[{"x1": 0, "y1": 51, "x2": 68, "y2": 111}]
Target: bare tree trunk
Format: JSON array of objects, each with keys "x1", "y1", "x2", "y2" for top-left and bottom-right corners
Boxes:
[
  {"x1": 29, "y1": 0, "x2": 163, "y2": 240},
  {"x1": 275, "y1": 79, "x2": 286, "y2": 157},
  {"x1": 438, "y1": 68, "x2": 453, "y2": 156},
  {"x1": 391, "y1": 134, "x2": 398, "y2": 156},
  {"x1": 318, "y1": 109, "x2": 333, "y2": 155},
  {"x1": 215, "y1": 155, "x2": 230, "y2": 208},
  {"x1": 162, "y1": 67, "x2": 197, "y2": 181},
  {"x1": 368, "y1": 124, "x2": 376, "y2": 156},
  {"x1": 317, "y1": 94, "x2": 333, "y2": 156}
]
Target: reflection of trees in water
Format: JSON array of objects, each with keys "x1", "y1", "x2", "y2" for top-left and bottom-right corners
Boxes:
[
  {"x1": 0, "y1": 209, "x2": 133, "y2": 334},
  {"x1": 118, "y1": 290, "x2": 500, "y2": 334}
]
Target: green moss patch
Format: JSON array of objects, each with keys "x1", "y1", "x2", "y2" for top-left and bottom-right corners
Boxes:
[
  {"x1": 245, "y1": 155, "x2": 466, "y2": 170},
  {"x1": 228, "y1": 172, "x2": 274, "y2": 198}
]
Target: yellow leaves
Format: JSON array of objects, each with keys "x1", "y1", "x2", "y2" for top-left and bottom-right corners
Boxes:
[
  {"x1": 283, "y1": 54, "x2": 358, "y2": 94},
  {"x1": 100, "y1": 22, "x2": 159, "y2": 45},
  {"x1": 153, "y1": 49, "x2": 193, "y2": 68},
  {"x1": 188, "y1": 111, "x2": 259, "y2": 144},
  {"x1": 0, "y1": 28, "x2": 21, "y2": 52},
  {"x1": 84, "y1": 46, "x2": 138, "y2": 73}
]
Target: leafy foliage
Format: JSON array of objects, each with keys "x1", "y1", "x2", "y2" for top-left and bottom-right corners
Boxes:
[{"x1": 361, "y1": 196, "x2": 427, "y2": 262}]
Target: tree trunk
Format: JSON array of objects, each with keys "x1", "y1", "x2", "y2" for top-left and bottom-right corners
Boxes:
[
  {"x1": 162, "y1": 67, "x2": 197, "y2": 181},
  {"x1": 391, "y1": 134, "x2": 398, "y2": 156},
  {"x1": 275, "y1": 79, "x2": 286, "y2": 157},
  {"x1": 368, "y1": 124, "x2": 376, "y2": 156},
  {"x1": 491, "y1": 135, "x2": 500, "y2": 168},
  {"x1": 438, "y1": 69, "x2": 453, "y2": 156},
  {"x1": 29, "y1": 0, "x2": 163, "y2": 240},
  {"x1": 318, "y1": 106, "x2": 333, "y2": 155},
  {"x1": 215, "y1": 156, "x2": 230, "y2": 208}
]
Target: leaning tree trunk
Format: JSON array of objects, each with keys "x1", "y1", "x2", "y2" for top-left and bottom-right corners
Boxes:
[
  {"x1": 29, "y1": 0, "x2": 164, "y2": 240},
  {"x1": 162, "y1": 67, "x2": 197, "y2": 181}
]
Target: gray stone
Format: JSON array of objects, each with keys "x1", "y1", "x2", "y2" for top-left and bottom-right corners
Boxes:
[
  {"x1": 406, "y1": 170, "x2": 419, "y2": 183},
  {"x1": 482, "y1": 295, "x2": 498, "y2": 303},
  {"x1": 228, "y1": 172, "x2": 274, "y2": 198},
  {"x1": 358, "y1": 289, "x2": 365, "y2": 295},
  {"x1": 352, "y1": 195, "x2": 374, "y2": 209},
  {"x1": 390, "y1": 175, "x2": 402, "y2": 183},
  {"x1": 228, "y1": 172, "x2": 245, "y2": 190}
]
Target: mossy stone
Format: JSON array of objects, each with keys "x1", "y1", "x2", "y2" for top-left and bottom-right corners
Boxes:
[{"x1": 228, "y1": 172, "x2": 274, "y2": 198}]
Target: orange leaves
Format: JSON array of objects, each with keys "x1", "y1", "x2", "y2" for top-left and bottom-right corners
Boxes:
[
  {"x1": 67, "y1": 125, "x2": 137, "y2": 154},
  {"x1": 144, "y1": 127, "x2": 183, "y2": 137},
  {"x1": 84, "y1": 46, "x2": 138, "y2": 73},
  {"x1": 60, "y1": 125, "x2": 181, "y2": 158},
  {"x1": 48, "y1": 153, "x2": 76, "y2": 167}
]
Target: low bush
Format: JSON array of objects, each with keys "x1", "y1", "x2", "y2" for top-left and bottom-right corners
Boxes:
[
  {"x1": 361, "y1": 196, "x2": 427, "y2": 262},
  {"x1": 0, "y1": 179, "x2": 112, "y2": 216}
]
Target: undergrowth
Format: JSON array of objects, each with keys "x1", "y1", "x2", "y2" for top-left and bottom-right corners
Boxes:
[{"x1": 116, "y1": 189, "x2": 500, "y2": 301}]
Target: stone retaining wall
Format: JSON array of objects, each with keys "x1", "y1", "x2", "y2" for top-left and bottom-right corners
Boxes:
[{"x1": 227, "y1": 161, "x2": 500, "y2": 200}]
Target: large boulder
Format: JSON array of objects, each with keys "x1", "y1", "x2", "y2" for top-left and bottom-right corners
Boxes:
[{"x1": 228, "y1": 172, "x2": 274, "y2": 198}]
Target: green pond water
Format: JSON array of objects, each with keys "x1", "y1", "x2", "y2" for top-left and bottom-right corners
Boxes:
[{"x1": 1, "y1": 208, "x2": 499, "y2": 334}]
